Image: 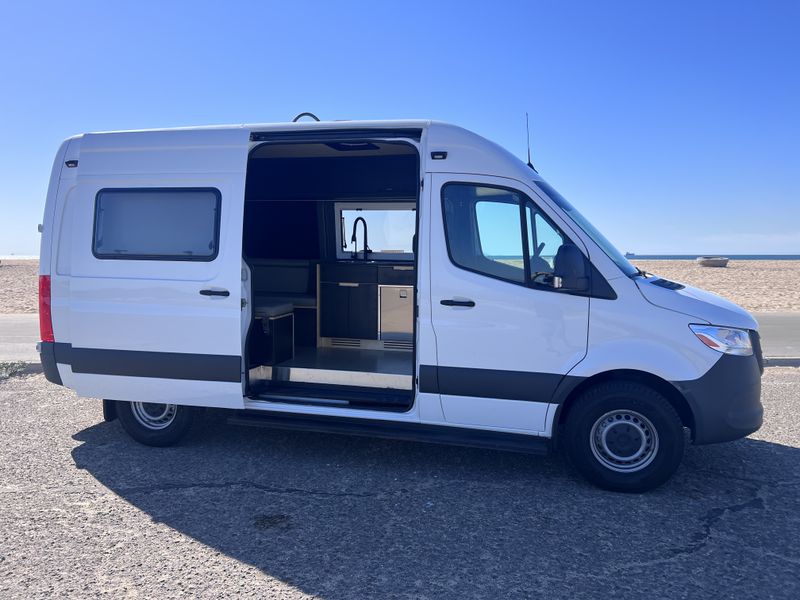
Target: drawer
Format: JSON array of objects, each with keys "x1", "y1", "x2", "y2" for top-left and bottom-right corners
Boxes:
[
  {"x1": 320, "y1": 263, "x2": 378, "y2": 284},
  {"x1": 378, "y1": 265, "x2": 415, "y2": 285}
]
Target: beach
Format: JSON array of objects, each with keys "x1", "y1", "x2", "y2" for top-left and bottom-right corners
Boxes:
[
  {"x1": 0, "y1": 259, "x2": 39, "y2": 314},
  {"x1": 0, "y1": 258, "x2": 798, "y2": 314},
  {"x1": 631, "y1": 260, "x2": 800, "y2": 313}
]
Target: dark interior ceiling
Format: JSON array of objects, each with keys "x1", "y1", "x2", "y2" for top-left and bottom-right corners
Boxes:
[{"x1": 245, "y1": 142, "x2": 419, "y2": 202}]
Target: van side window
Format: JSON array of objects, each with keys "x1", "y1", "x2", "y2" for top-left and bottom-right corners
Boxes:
[
  {"x1": 442, "y1": 184, "x2": 525, "y2": 283},
  {"x1": 442, "y1": 183, "x2": 575, "y2": 291},
  {"x1": 93, "y1": 188, "x2": 221, "y2": 261}
]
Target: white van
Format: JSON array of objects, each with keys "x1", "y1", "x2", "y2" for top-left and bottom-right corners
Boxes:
[{"x1": 38, "y1": 120, "x2": 763, "y2": 492}]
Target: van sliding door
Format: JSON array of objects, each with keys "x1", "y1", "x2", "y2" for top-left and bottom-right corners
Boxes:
[{"x1": 62, "y1": 128, "x2": 249, "y2": 408}]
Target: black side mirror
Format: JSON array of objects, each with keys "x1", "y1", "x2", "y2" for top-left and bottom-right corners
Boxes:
[{"x1": 553, "y1": 244, "x2": 589, "y2": 292}]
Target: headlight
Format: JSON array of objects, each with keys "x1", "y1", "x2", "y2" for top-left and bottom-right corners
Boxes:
[{"x1": 689, "y1": 324, "x2": 753, "y2": 356}]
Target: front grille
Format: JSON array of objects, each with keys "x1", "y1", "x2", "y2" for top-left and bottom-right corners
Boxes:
[{"x1": 751, "y1": 330, "x2": 764, "y2": 374}]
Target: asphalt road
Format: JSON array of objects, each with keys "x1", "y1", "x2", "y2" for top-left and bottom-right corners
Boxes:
[
  {"x1": 0, "y1": 314, "x2": 38, "y2": 362},
  {"x1": 1, "y1": 368, "x2": 799, "y2": 599},
  {"x1": 755, "y1": 312, "x2": 800, "y2": 358}
]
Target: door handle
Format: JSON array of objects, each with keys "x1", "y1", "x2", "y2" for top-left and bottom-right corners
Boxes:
[
  {"x1": 440, "y1": 299, "x2": 475, "y2": 307},
  {"x1": 200, "y1": 289, "x2": 230, "y2": 297}
]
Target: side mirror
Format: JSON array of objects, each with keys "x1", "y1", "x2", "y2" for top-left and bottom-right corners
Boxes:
[{"x1": 553, "y1": 244, "x2": 590, "y2": 292}]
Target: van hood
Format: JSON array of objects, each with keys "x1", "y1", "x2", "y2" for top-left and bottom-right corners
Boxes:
[{"x1": 635, "y1": 277, "x2": 758, "y2": 330}]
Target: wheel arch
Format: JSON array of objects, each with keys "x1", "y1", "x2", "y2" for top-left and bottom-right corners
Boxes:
[{"x1": 552, "y1": 369, "x2": 695, "y2": 447}]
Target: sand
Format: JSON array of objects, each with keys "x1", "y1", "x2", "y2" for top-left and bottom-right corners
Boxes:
[
  {"x1": 0, "y1": 259, "x2": 39, "y2": 314},
  {"x1": 631, "y1": 260, "x2": 800, "y2": 313},
  {"x1": 0, "y1": 258, "x2": 797, "y2": 314}
]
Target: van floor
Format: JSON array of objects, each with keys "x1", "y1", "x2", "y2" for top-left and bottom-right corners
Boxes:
[{"x1": 248, "y1": 347, "x2": 414, "y2": 411}]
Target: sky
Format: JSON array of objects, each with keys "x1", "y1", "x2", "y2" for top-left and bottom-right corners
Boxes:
[{"x1": 0, "y1": 0, "x2": 798, "y2": 256}]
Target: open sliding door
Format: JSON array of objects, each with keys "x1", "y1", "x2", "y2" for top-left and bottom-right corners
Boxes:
[{"x1": 61, "y1": 127, "x2": 249, "y2": 408}]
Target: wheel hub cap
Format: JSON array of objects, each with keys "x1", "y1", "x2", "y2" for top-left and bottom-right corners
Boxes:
[
  {"x1": 131, "y1": 402, "x2": 178, "y2": 430},
  {"x1": 590, "y1": 410, "x2": 659, "y2": 473}
]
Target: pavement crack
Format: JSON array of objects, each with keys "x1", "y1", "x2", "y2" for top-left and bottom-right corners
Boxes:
[
  {"x1": 665, "y1": 489, "x2": 766, "y2": 558},
  {"x1": 117, "y1": 480, "x2": 380, "y2": 499}
]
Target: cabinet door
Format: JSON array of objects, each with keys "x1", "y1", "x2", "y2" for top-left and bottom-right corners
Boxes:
[
  {"x1": 348, "y1": 284, "x2": 378, "y2": 339},
  {"x1": 320, "y1": 283, "x2": 350, "y2": 338}
]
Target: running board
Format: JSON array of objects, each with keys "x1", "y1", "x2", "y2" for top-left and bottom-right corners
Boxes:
[
  {"x1": 249, "y1": 382, "x2": 413, "y2": 412},
  {"x1": 227, "y1": 411, "x2": 551, "y2": 455},
  {"x1": 260, "y1": 364, "x2": 413, "y2": 391}
]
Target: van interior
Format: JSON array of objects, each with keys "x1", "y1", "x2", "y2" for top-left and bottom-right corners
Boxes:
[{"x1": 242, "y1": 140, "x2": 419, "y2": 411}]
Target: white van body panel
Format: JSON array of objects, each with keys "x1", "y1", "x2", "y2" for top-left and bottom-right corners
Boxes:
[
  {"x1": 39, "y1": 138, "x2": 74, "y2": 276},
  {"x1": 47, "y1": 137, "x2": 82, "y2": 348},
  {"x1": 428, "y1": 173, "x2": 590, "y2": 433},
  {"x1": 636, "y1": 277, "x2": 758, "y2": 330},
  {"x1": 572, "y1": 276, "x2": 720, "y2": 382},
  {"x1": 58, "y1": 128, "x2": 250, "y2": 408}
]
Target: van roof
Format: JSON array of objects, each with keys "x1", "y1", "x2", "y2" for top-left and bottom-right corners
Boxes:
[
  {"x1": 70, "y1": 120, "x2": 543, "y2": 182},
  {"x1": 85, "y1": 119, "x2": 435, "y2": 135}
]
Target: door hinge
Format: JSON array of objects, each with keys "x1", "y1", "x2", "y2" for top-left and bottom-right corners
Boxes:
[
  {"x1": 420, "y1": 178, "x2": 424, "y2": 190},
  {"x1": 241, "y1": 298, "x2": 248, "y2": 309}
]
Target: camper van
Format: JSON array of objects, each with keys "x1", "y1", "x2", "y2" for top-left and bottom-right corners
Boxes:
[{"x1": 38, "y1": 120, "x2": 764, "y2": 492}]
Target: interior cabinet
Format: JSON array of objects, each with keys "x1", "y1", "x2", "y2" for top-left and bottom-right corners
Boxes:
[
  {"x1": 347, "y1": 283, "x2": 378, "y2": 339},
  {"x1": 320, "y1": 282, "x2": 378, "y2": 339},
  {"x1": 320, "y1": 263, "x2": 414, "y2": 341},
  {"x1": 320, "y1": 283, "x2": 350, "y2": 338}
]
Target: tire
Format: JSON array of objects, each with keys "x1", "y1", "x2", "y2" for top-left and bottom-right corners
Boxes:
[
  {"x1": 115, "y1": 400, "x2": 194, "y2": 447},
  {"x1": 563, "y1": 381, "x2": 685, "y2": 493}
]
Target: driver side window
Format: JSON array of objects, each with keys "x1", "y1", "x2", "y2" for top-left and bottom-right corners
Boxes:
[{"x1": 442, "y1": 183, "x2": 575, "y2": 291}]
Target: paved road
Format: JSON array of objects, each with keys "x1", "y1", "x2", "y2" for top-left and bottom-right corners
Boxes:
[
  {"x1": 0, "y1": 314, "x2": 38, "y2": 362},
  {"x1": 755, "y1": 312, "x2": 800, "y2": 358},
  {"x1": 1, "y1": 312, "x2": 799, "y2": 361},
  {"x1": 0, "y1": 368, "x2": 799, "y2": 598}
]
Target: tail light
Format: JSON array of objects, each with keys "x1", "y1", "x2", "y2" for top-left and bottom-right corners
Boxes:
[{"x1": 39, "y1": 275, "x2": 54, "y2": 342}]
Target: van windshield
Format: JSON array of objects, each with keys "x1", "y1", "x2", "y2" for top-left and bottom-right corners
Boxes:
[{"x1": 533, "y1": 180, "x2": 639, "y2": 278}]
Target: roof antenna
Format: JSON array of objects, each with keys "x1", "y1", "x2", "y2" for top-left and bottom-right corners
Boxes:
[
  {"x1": 293, "y1": 112, "x2": 320, "y2": 122},
  {"x1": 525, "y1": 112, "x2": 537, "y2": 172}
]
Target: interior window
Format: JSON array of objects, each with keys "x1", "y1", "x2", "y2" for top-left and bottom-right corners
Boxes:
[
  {"x1": 337, "y1": 205, "x2": 416, "y2": 260},
  {"x1": 442, "y1": 184, "x2": 525, "y2": 283}
]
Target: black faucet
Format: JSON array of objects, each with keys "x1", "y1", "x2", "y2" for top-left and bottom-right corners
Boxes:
[{"x1": 350, "y1": 217, "x2": 370, "y2": 260}]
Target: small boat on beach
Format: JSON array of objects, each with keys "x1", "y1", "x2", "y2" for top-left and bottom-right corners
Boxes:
[{"x1": 696, "y1": 256, "x2": 729, "y2": 267}]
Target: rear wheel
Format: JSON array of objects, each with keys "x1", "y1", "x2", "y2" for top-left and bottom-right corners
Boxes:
[
  {"x1": 563, "y1": 381, "x2": 685, "y2": 492},
  {"x1": 115, "y1": 400, "x2": 194, "y2": 447}
]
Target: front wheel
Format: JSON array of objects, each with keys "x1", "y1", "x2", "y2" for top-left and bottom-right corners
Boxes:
[
  {"x1": 115, "y1": 401, "x2": 194, "y2": 447},
  {"x1": 563, "y1": 381, "x2": 685, "y2": 492}
]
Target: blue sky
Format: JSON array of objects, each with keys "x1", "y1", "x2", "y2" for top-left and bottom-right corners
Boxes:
[{"x1": 1, "y1": 1, "x2": 798, "y2": 256}]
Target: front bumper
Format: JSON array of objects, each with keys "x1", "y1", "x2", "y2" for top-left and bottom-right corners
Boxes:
[{"x1": 672, "y1": 351, "x2": 763, "y2": 445}]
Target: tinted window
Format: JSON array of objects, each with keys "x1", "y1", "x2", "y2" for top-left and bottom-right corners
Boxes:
[
  {"x1": 93, "y1": 189, "x2": 220, "y2": 261},
  {"x1": 442, "y1": 184, "x2": 525, "y2": 283}
]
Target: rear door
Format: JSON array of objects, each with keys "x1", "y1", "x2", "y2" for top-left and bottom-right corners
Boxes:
[
  {"x1": 63, "y1": 128, "x2": 249, "y2": 408},
  {"x1": 427, "y1": 174, "x2": 589, "y2": 434}
]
